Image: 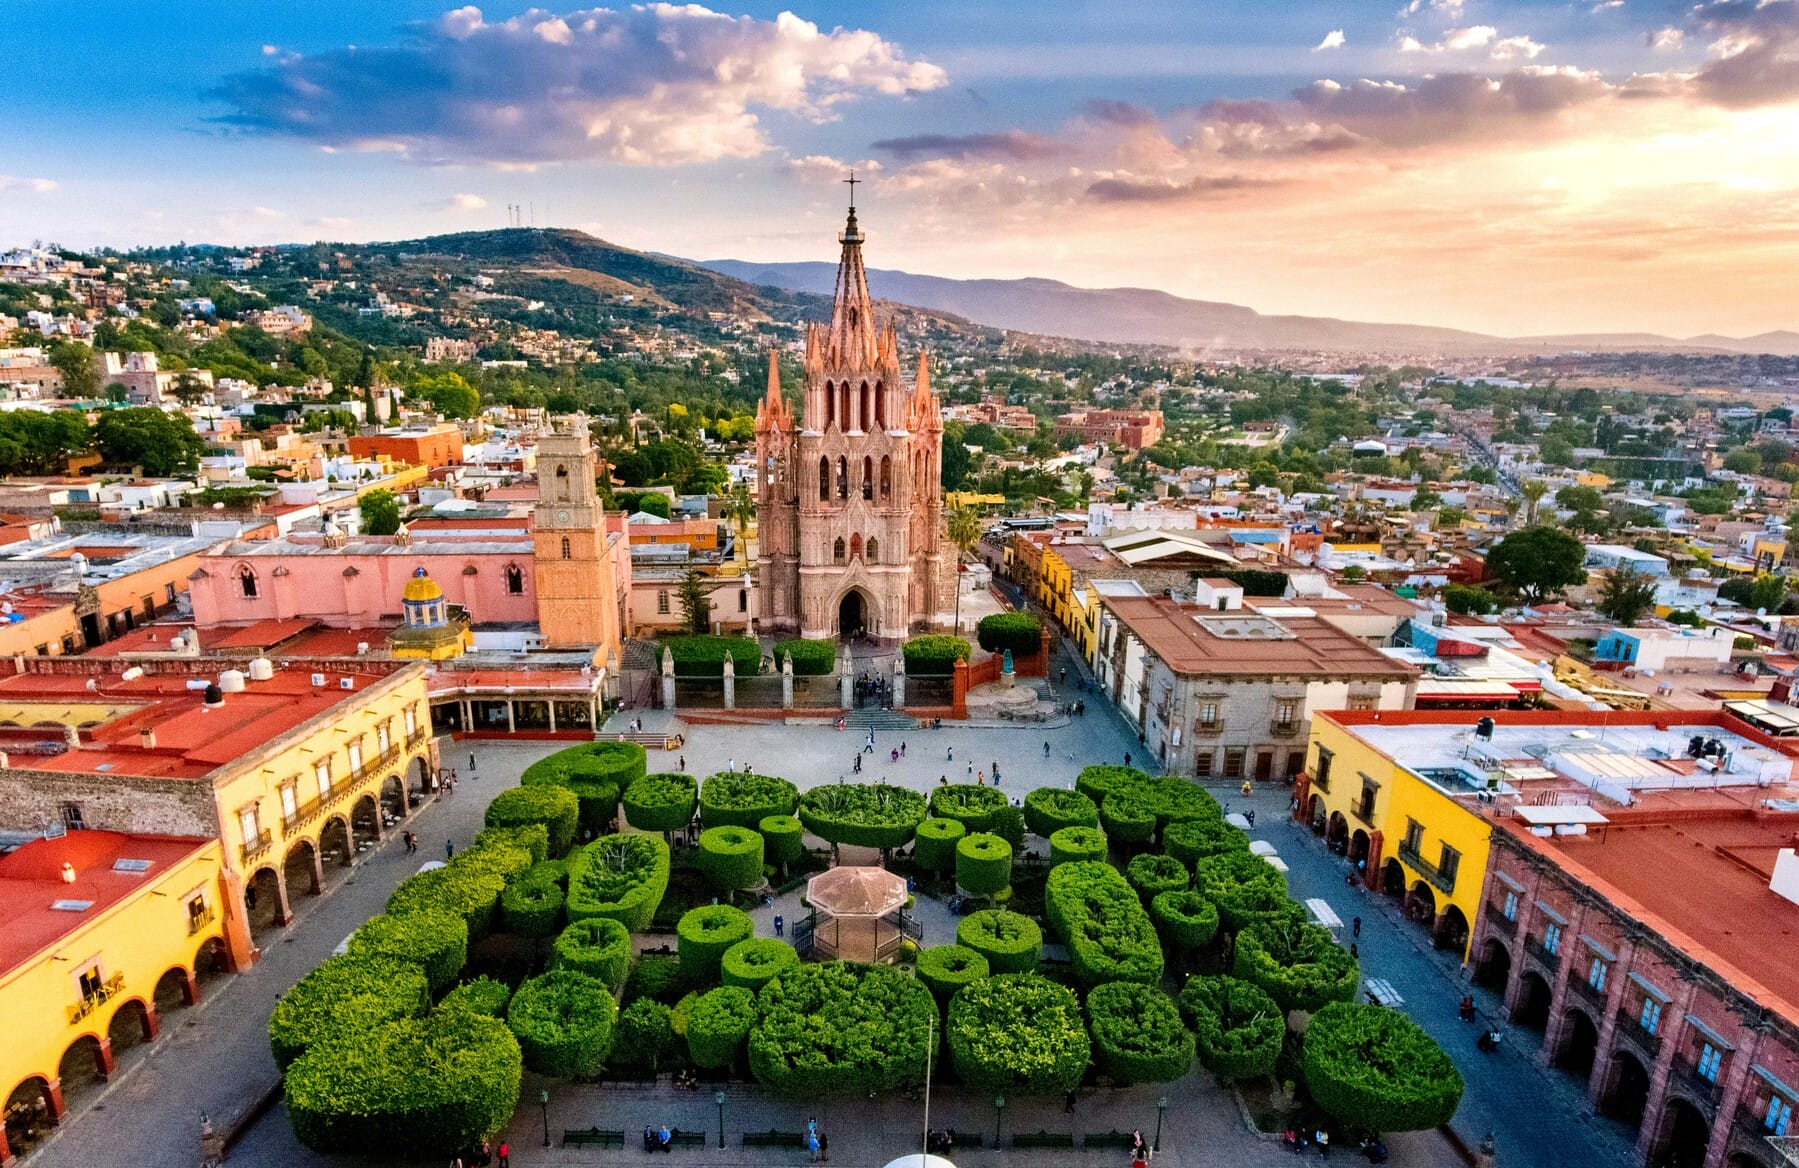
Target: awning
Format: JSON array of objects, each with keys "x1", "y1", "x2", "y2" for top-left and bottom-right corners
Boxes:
[
  {"x1": 1684, "y1": 1013, "x2": 1736, "y2": 1051},
  {"x1": 1534, "y1": 900, "x2": 1569, "y2": 926},
  {"x1": 1580, "y1": 934, "x2": 1618, "y2": 962},
  {"x1": 1628, "y1": 972, "x2": 1671, "y2": 1004},
  {"x1": 1725, "y1": 699, "x2": 1799, "y2": 736}
]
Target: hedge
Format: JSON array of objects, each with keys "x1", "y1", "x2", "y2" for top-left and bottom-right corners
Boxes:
[
  {"x1": 915, "y1": 944, "x2": 990, "y2": 1000},
  {"x1": 929, "y1": 784, "x2": 1011, "y2": 833},
  {"x1": 1164, "y1": 816, "x2": 1249, "y2": 866},
  {"x1": 700, "y1": 772, "x2": 799, "y2": 829},
  {"x1": 1074, "y1": 765, "x2": 1150, "y2": 808},
  {"x1": 914, "y1": 816, "x2": 967, "y2": 873},
  {"x1": 348, "y1": 911, "x2": 470, "y2": 993},
  {"x1": 1195, "y1": 850, "x2": 1300, "y2": 933},
  {"x1": 688, "y1": 986, "x2": 757, "y2": 1069},
  {"x1": 285, "y1": 1005, "x2": 520, "y2": 1156},
  {"x1": 522, "y1": 741, "x2": 641, "y2": 832},
  {"x1": 623, "y1": 772, "x2": 698, "y2": 834},
  {"x1": 956, "y1": 909, "x2": 1041, "y2": 975},
  {"x1": 1023, "y1": 787, "x2": 1099, "y2": 836},
  {"x1": 798, "y1": 784, "x2": 927, "y2": 850},
  {"x1": 720, "y1": 938, "x2": 800, "y2": 992},
  {"x1": 441, "y1": 977, "x2": 513, "y2": 1018},
  {"x1": 268, "y1": 953, "x2": 430, "y2": 1069},
  {"x1": 483, "y1": 784, "x2": 580, "y2": 858},
  {"x1": 507, "y1": 969, "x2": 619, "y2": 1078},
  {"x1": 1098, "y1": 789, "x2": 1157, "y2": 845},
  {"x1": 1086, "y1": 981, "x2": 1194, "y2": 1085},
  {"x1": 565, "y1": 833, "x2": 671, "y2": 932},
  {"x1": 1302, "y1": 1001, "x2": 1464, "y2": 1132},
  {"x1": 500, "y1": 867, "x2": 566, "y2": 938},
  {"x1": 664, "y1": 635, "x2": 761, "y2": 677},
  {"x1": 759, "y1": 814, "x2": 805, "y2": 871},
  {"x1": 902, "y1": 634, "x2": 970, "y2": 675},
  {"x1": 1150, "y1": 890, "x2": 1220, "y2": 951},
  {"x1": 551, "y1": 917, "x2": 634, "y2": 989},
  {"x1": 955, "y1": 832, "x2": 1013, "y2": 897},
  {"x1": 1126, "y1": 853, "x2": 1189, "y2": 901},
  {"x1": 697, "y1": 825, "x2": 765, "y2": 894},
  {"x1": 1232, "y1": 921, "x2": 1360, "y2": 1013},
  {"x1": 625, "y1": 954, "x2": 685, "y2": 1005},
  {"x1": 1074, "y1": 767, "x2": 1219, "y2": 832},
  {"x1": 947, "y1": 973, "x2": 1090, "y2": 1095},
  {"x1": 976, "y1": 612, "x2": 1042, "y2": 656},
  {"x1": 748, "y1": 962, "x2": 934, "y2": 1096},
  {"x1": 1048, "y1": 825, "x2": 1108, "y2": 867},
  {"x1": 472, "y1": 823, "x2": 549, "y2": 867},
  {"x1": 1178, "y1": 975, "x2": 1282, "y2": 1081},
  {"x1": 611, "y1": 998, "x2": 678, "y2": 1072},
  {"x1": 677, "y1": 904, "x2": 755, "y2": 984},
  {"x1": 1043, "y1": 861, "x2": 1164, "y2": 987},
  {"x1": 774, "y1": 638, "x2": 836, "y2": 676},
  {"x1": 385, "y1": 852, "x2": 509, "y2": 938}
]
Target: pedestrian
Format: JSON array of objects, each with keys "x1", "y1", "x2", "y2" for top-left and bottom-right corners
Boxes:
[
  {"x1": 679, "y1": 754, "x2": 686, "y2": 772},
  {"x1": 728, "y1": 757, "x2": 735, "y2": 773},
  {"x1": 819, "y1": 1131, "x2": 829, "y2": 1163},
  {"x1": 449, "y1": 1157, "x2": 463, "y2": 1168},
  {"x1": 1246, "y1": 809, "x2": 1256, "y2": 827},
  {"x1": 977, "y1": 771, "x2": 985, "y2": 786},
  {"x1": 807, "y1": 1130, "x2": 821, "y2": 1163},
  {"x1": 1063, "y1": 1088, "x2": 1078, "y2": 1114},
  {"x1": 469, "y1": 751, "x2": 476, "y2": 770},
  {"x1": 1060, "y1": 667, "x2": 1067, "y2": 684},
  {"x1": 901, "y1": 742, "x2": 907, "y2": 758},
  {"x1": 497, "y1": 1142, "x2": 510, "y2": 1168},
  {"x1": 1352, "y1": 915, "x2": 1362, "y2": 938},
  {"x1": 1350, "y1": 942, "x2": 1359, "y2": 960},
  {"x1": 1044, "y1": 740, "x2": 1051, "y2": 756},
  {"x1": 445, "y1": 839, "x2": 454, "y2": 859},
  {"x1": 1124, "y1": 751, "x2": 1132, "y2": 767},
  {"x1": 1316, "y1": 1129, "x2": 1329, "y2": 1158},
  {"x1": 948, "y1": 746, "x2": 953, "y2": 762},
  {"x1": 940, "y1": 776, "x2": 948, "y2": 786},
  {"x1": 967, "y1": 761, "x2": 973, "y2": 776},
  {"x1": 774, "y1": 914, "x2": 784, "y2": 937},
  {"x1": 479, "y1": 1139, "x2": 491, "y2": 1166}
]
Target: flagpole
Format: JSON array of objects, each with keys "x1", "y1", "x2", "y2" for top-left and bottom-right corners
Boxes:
[{"x1": 922, "y1": 1010, "x2": 934, "y2": 1157}]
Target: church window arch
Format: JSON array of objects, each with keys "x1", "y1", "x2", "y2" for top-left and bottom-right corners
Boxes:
[
  {"x1": 862, "y1": 456, "x2": 874, "y2": 500},
  {"x1": 880, "y1": 455, "x2": 892, "y2": 499},
  {"x1": 839, "y1": 383, "x2": 851, "y2": 430},
  {"x1": 833, "y1": 537, "x2": 846, "y2": 564},
  {"x1": 237, "y1": 565, "x2": 258, "y2": 599},
  {"x1": 504, "y1": 563, "x2": 524, "y2": 595},
  {"x1": 866, "y1": 536, "x2": 879, "y2": 563},
  {"x1": 875, "y1": 381, "x2": 885, "y2": 429},
  {"x1": 858, "y1": 382, "x2": 870, "y2": 432},
  {"x1": 824, "y1": 381, "x2": 834, "y2": 428},
  {"x1": 850, "y1": 533, "x2": 863, "y2": 561},
  {"x1": 819, "y1": 456, "x2": 830, "y2": 501},
  {"x1": 554, "y1": 464, "x2": 569, "y2": 501},
  {"x1": 836, "y1": 456, "x2": 848, "y2": 500},
  {"x1": 560, "y1": 537, "x2": 571, "y2": 561}
]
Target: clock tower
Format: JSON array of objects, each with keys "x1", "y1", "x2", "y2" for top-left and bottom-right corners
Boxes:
[{"x1": 532, "y1": 420, "x2": 628, "y2": 657}]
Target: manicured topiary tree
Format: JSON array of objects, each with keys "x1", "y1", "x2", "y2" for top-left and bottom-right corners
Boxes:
[
  {"x1": 955, "y1": 832, "x2": 1013, "y2": 898},
  {"x1": 759, "y1": 814, "x2": 804, "y2": 876},
  {"x1": 1150, "y1": 890, "x2": 1220, "y2": 952},
  {"x1": 522, "y1": 740, "x2": 641, "y2": 832},
  {"x1": 385, "y1": 859, "x2": 509, "y2": 939},
  {"x1": 1074, "y1": 765, "x2": 1149, "y2": 808},
  {"x1": 1086, "y1": 981, "x2": 1194, "y2": 1085},
  {"x1": 564, "y1": 833, "x2": 671, "y2": 932},
  {"x1": 956, "y1": 909, "x2": 1042, "y2": 975},
  {"x1": 1023, "y1": 787, "x2": 1099, "y2": 836},
  {"x1": 948, "y1": 973, "x2": 1090, "y2": 1095},
  {"x1": 976, "y1": 611, "x2": 1042, "y2": 656},
  {"x1": 483, "y1": 784, "x2": 580, "y2": 857},
  {"x1": 720, "y1": 938, "x2": 800, "y2": 992},
  {"x1": 929, "y1": 783, "x2": 1010, "y2": 832},
  {"x1": 507, "y1": 969, "x2": 619, "y2": 1078},
  {"x1": 474, "y1": 823, "x2": 549, "y2": 867},
  {"x1": 1164, "y1": 816, "x2": 1248, "y2": 866},
  {"x1": 915, "y1": 944, "x2": 990, "y2": 1001},
  {"x1": 688, "y1": 986, "x2": 757, "y2": 1069},
  {"x1": 285, "y1": 1005, "x2": 520, "y2": 1156},
  {"x1": 625, "y1": 955, "x2": 684, "y2": 1005},
  {"x1": 269, "y1": 953, "x2": 430, "y2": 1069},
  {"x1": 349, "y1": 911, "x2": 470, "y2": 993},
  {"x1": 773, "y1": 638, "x2": 835, "y2": 676},
  {"x1": 1232, "y1": 921, "x2": 1360, "y2": 1013},
  {"x1": 696, "y1": 825, "x2": 765, "y2": 898},
  {"x1": 798, "y1": 784, "x2": 927, "y2": 852},
  {"x1": 551, "y1": 917, "x2": 633, "y2": 989},
  {"x1": 1178, "y1": 975, "x2": 1282, "y2": 1082},
  {"x1": 623, "y1": 772, "x2": 698, "y2": 835},
  {"x1": 748, "y1": 963, "x2": 934, "y2": 1096},
  {"x1": 1048, "y1": 825, "x2": 1108, "y2": 867},
  {"x1": 664, "y1": 635, "x2": 762, "y2": 676},
  {"x1": 441, "y1": 976, "x2": 512, "y2": 1019},
  {"x1": 500, "y1": 867, "x2": 565, "y2": 938},
  {"x1": 913, "y1": 817, "x2": 966, "y2": 873},
  {"x1": 1303, "y1": 1001, "x2": 1464, "y2": 1132},
  {"x1": 611, "y1": 998, "x2": 679, "y2": 1073},
  {"x1": 677, "y1": 904, "x2": 755, "y2": 984},
  {"x1": 902, "y1": 634, "x2": 970, "y2": 675},
  {"x1": 1098, "y1": 789, "x2": 1156, "y2": 846},
  {"x1": 1126, "y1": 852, "x2": 1189, "y2": 901},
  {"x1": 1043, "y1": 861, "x2": 1163, "y2": 987},
  {"x1": 1195, "y1": 850, "x2": 1301, "y2": 933},
  {"x1": 700, "y1": 772, "x2": 799, "y2": 828}
]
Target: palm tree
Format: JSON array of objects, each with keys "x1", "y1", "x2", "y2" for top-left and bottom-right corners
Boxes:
[
  {"x1": 946, "y1": 506, "x2": 983, "y2": 634},
  {"x1": 1521, "y1": 480, "x2": 1549, "y2": 526},
  {"x1": 722, "y1": 482, "x2": 756, "y2": 569}
]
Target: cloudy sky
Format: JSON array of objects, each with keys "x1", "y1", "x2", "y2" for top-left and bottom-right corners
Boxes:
[{"x1": 5, "y1": 0, "x2": 1798, "y2": 337}]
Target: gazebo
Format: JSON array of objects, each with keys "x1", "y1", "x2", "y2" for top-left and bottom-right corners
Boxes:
[{"x1": 800, "y1": 866, "x2": 919, "y2": 963}]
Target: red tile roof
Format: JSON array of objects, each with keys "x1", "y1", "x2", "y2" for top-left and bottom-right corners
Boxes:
[{"x1": 1102, "y1": 595, "x2": 1418, "y2": 678}]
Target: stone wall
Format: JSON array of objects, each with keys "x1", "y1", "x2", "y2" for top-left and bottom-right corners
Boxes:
[{"x1": 0, "y1": 767, "x2": 220, "y2": 838}]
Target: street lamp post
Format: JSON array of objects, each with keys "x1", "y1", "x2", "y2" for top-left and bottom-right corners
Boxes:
[
  {"x1": 716, "y1": 1091, "x2": 727, "y2": 1150},
  {"x1": 540, "y1": 1089, "x2": 551, "y2": 1148},
  {"x1": 1153, "y1": 1097, "x2": 1167, "y2": 1152},
  {"x1": 994, "y1": 1096, "x2": 1006, "y2": 1149}
]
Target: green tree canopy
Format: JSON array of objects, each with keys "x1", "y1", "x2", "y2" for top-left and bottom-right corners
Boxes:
[
  {"x1": 93, "y1": 408, "x2": 203, "y2": 475},
  {"x1": 359, "y1": 488, "x2": 402, "y2": 536},
  {"x1": 1596, "y1": 566, "x2": 1658, "y2": 626},
  {"x1": 1484, "y1": 526, "x2": 1588, "y2": 602}
]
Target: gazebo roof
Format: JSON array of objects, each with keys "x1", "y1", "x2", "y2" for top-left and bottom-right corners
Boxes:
[{"x1": 807, "y1": 865, "x2": 907, "y2": 917}]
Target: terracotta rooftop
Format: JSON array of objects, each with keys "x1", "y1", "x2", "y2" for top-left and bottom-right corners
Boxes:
[{"x1": 1102, "y1": 594, "x2": 1419, "y2": 678}]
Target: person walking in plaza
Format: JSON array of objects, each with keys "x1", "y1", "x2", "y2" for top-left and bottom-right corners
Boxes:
[
  {"x1": 1352, "y1": 915, "x2": 1362, "y2": 938},
  {"x1": 977, "y1": 770, "x2": 985, "y2": 786},
  {"x1": 497, "y1": 1142, "x2": 509, "y2": 1168},
  {"x1": 445, "y1": 839, "x2": 455, "y2": 859},
  {"x1": 901, "y1": 741, "x2": 907, "y2": 758},
  {"x1": 468, "y1": 751, "x2": 477, "y2": 771},
  {"x1": 1044, "y1": 740, "x2": 1051, "y2": 757},
  {"x1": 679, "y1": 754, "x2": 685, "y2": 772},
  {"x1": 947, "y1": 746, "x2": 953, "y2": 762}
]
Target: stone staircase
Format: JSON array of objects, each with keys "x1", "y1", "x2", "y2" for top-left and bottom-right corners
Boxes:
[{"x1": 845, "y1": 708, "x2": 919, "y2": 732}]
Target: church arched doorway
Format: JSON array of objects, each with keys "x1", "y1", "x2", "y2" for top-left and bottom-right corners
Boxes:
[{"x1": 838, "y1": 590, "x2": 873, "y2": 641}]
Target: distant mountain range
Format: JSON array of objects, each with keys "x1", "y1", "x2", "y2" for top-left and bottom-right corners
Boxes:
[{"x1": 699, "y1": 258, "x2": 1799, "y2": 358}]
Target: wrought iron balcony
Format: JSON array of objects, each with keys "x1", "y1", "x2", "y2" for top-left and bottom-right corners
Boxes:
[
  {"x1": 187, "y1": 905, "x2": 217, "y2": 936},
  {"x1": 1523, "y1": 934, "x2": 1561, "y2": 971},
  {"x1": 406, "y1": 729, "x2": 430, "y2": 748},
  {"x1": 1569, "y1": 972, "x2": 1610, "y2": 1008},
  {"x1": 1487, "y1": 906, "x2": 1517, "y2": 936},
  {"x1": 68, "y1": 972, "x2": 125, "y2": 1025},
  {"x1": 1669, "y1": 1058, "x2": 1723, "y2": 1116},
  {"x1": 1614, "y1": 1010, "x2": 1662, "y2": 1061},
  {"x1": 241, "y1": 829, "x2": 274, "y2": 864},
  {"x1": 1397, "y1": 843, "x2": 1456, "y2": 895},
  {"x1": 1269, "y1": 719, "x2": 1302, "y2": 738},
  {"x1": 1349, "y1": 801, "x2": 1377, "y2": 827}
]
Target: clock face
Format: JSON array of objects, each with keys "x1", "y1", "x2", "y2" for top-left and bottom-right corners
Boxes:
[{"x1": 557, "y1": 510, "x2": 570, "y2": 524}]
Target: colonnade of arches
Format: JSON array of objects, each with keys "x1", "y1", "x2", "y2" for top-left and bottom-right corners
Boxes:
[
  {"x1": 821, "y1": 378, "x2": 886, "y2": 433},
  {"x1": 816, "y1": 454, "x2": 894, "y2": 503}
]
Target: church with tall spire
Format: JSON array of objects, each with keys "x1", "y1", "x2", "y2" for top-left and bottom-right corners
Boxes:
[{"x1": 753, "y1": 189, "x2": 953, "y2": 641}]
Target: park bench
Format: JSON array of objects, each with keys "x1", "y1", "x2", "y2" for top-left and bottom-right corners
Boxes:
[
  {"x1": 668, "y1": 1130, "x2": 707, "y2": 1148},
  {"x1": 1364, "y1": 977, "x2": 1405, "y2": 1008},
  {"x1": 1083, "y1": 1130, "x2": 1138, "y2": 1150},
  {"x1": 1012, "y1": 1130, "x2": 1075, "y2": 1150},
  {"x1": 946, "y1": 1131, "x2": 983, "y2": 1149},
  {"x1": 563, "y1": 1127, "x2": 625, "y2": 1148},
  {"x1": 743, "y1": 1129, "x2": 807, "y2": 1148}
]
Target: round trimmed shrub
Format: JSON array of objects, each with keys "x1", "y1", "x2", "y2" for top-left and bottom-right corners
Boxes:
[
  {"x1": 759, "y1": 814, "x2": 804, "y2": 870},
  {"x1": 610, "y1": 998, "x2": 678, "y2": 1072},
  {"x1": 748, "y1": 962, "x2": 934, "y2": 1096},
  {"x1": 1126, "y1": 852, "x2": 1189, "y2": 901},
  {"x1": 1232, "y1": 921, "x2": 1360, "y2": 1013},
  {"x1": 1098, "y1": 789, "x2": 1156, "y2": 845},
  {"x1": 913, "y1": 817, "x2": 966, "y2": 873},
  {"x1": 1023, "y1": 787, "x2": 1099, "y2": 836},
  {"x1": 696, "y1": 825, "x2": 765, "y2": 895},
  {"x1": 947, "y1": 973, "x2": 1089, "y2": 1095},
  {"x1": 552, "y1": 917, "x2": 633, "y2": 989},
  {"x1": 1150, "y1": 890, "x2": 1220, "y2": 951},
  {"x1": 500, "y1": 867, "x2": 565, "y2": 938},
  {"x1": 929, "y1": 784, "x2": 1010, "y2": 833},
  {"x1": 1195, "y1": 851, "x2": 1299, "y2": 933},
  {"x1": 1043, "y1": 861, "x2": 1163, "y2": 988},
  {"x1": 1049, "y1": 825, "x2": 1109, "y2": 867},
  {"x1": 286, "y1": 1006, "x2": 520, "y2": 1156},
  {"x1": 483, "y1": 784, "x2": 580, "y2": 857},
  {"x1": 1164, "y1": 816, "x2": 1248, "y2": 866},
  {"x1": 565, "y1": 833, "x2": 671, "y2": 932},
  {"x1": 1074, "y1": 765, "x2": 1150, "y2": 808},
  {"x1": 507, "y1": 969, "x2": 618, "y2": 1078},
  {"x1": 1086, "y1": 981, "x2": 1194, "y2": 1084},
  {"x1": 1303, "y1": 1001, "x2": 1464, "y2": 1132},
  {"x1": 798, "y1": 784, "x2": 927, "y2": 850},
  {"x1": 721, "y1": 938, "x2": 800, "y2": 992},
  {"x1": 348, "y1": 911, "x2": 469, "y2": 992},
  {"x1": 956, "y1": 909, "x2": 1041, "y2": 975},
  {"x1": 624, "y1": 954, "x2": 683, "y2": 1005},
  {"x1": 623, "y1": 772, "x2": 698, "y2": 834},
  {"x1": 915, "y1": 944, "x2": 990, "y2": 1000},
  {"x1": 976, "y1": 611, "x2": 1042, "y2": 656},
  {"x1": 522, "y1": 740, "x2": 641, "y2": 832},
  {"x1": 269, "y1": 953, "x2": 430, "y2": 1070},
  {"x1": 902, "y1": 634, "x2": 970, "y2": 675},
  {"x1": 700, "y1": 772, "x2": 799, "y2": 829},
  {"x1": 441, "y1": 976, "x2": 512, "y2": 1018},
  {"x1": 688, "y1": 986, "x2": 757, "y2": 1069},
  {"x1": 774, "y1": 638, "x2": 835, "y2": 676},
  {"x1": 1178, "y1": 975, "x2": 1282, "y2": 1082},
  {"x1": 955, "y1": 832, "x2": 1013, "y2": 897},
  {"x1": 677, "y1": 904, "x2": 755, "y2": 984}
]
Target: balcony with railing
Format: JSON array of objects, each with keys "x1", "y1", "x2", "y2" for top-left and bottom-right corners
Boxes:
[
  {"x1": 1569, "y1": 971, "x2": 1610, "y2": 1009},
  {"x1": 1309, "y1": 769, "x2": 1329, "y2": 794},
  {"x1": 68, "y1": 972, "x2": 125, "y2": 1025},
  {"x1": 406, "y1": 728, "x2": 429, "y2": 749},
  {"x1": 1487, "y1": 905, "x2": 1517, "y2": 937},
  {"x1": 1523, "y1": 933, "x2": 1561, "y2": 971},
  {"x1": 1397, "y1": 842, "x2": 1457, "y2": 895},
  {"x1": 284, "y1": 793, "x2": 325, "y2": 836},
  {"x1": 187, "y1": 905, "x2": 217, "y2": 936},
  {"x1": 1669, "y1": 1057, "x2": 1723, "y2": 1115},
  {"x1": 1614, "y1": 1010, "x2": 1663, "y2": 1061},
  {"x1": 241, "y1": 829, "x2": 274, "y2": 864},
  {"x1": 1269, "y1": 719, "x2": 1302, "y2": 739},
  {"x1": 1349, "y1": 799, "x2": 1377, "y2": 827}
]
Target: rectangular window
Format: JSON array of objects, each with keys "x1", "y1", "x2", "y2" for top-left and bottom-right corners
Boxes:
[
  {"x1": 1502, "y1": 891, "x2": 1518, "y2": 921},
  {"x1": 405, "y1": 706, "x2": 417, "y2": 736},
  {"x1": 78, "y1": 963, "x2": 105, "y2": 1000},
  {"x1": 165, "y1": 582, "x2": 178, "y2": 603},
  {"x1": 1767, "y1": 1095, "x2": 1793, "y2": 1136},
  {"x1": 657, "y1": 590, "x2": 669, "y2": 614},
  {"x1": 61, "y1": 634, "x2": 76, "y2": 654},
  {"x1": 1315, "y1": 746, "x2": 1333, "y2": 791},
  {"x1": 347, "y1": 741, "x2": 363, "y2": 774},
  {"x1": 1438, "y1": 845, "x2": 1460, "y2": 887},
  {"x1": 1588, "y1": 957, "x2": 1608, "y2": 993},
  {"x1": 1198, "y1": 701, "x2": 1219, "y2": 728},
  {"x1": 1403, "y1": 818, "x2": 1423, "y2": 853},
  {"x1": 1347, "y1": 694, "x2": 1379, "y2": 711},
  {"x1": 1544, "y1": 922, "x2": 1562, "y2": 955},
  {"x1": 315, "y1": 759, "x2": 332, "y2": 796},
  {"x1": 1194, "y1": 751, "x2": 1214, "y2": 777},
  {"x1": 1274, "y1": 698, "x2": 1298, "y2": 726},
  {"x1": 280, "y1": 784, "x2": 297, "y2": 820},
  {"x1": 1640, "y1": 998, "x2": 1662, "y2": 1035},
  {"x1": 1223, "y1": 748, "x2": 1245, "y2": 778},
  {"x1": 62, "y1": 802, "x2": 86, "y2": 830},
  {"x1": 377, "y1": 721, "x2": 391, "y2": 753},
  {"x1": 238, "y1": 805, "x2": 260, "y2": 844},
  {"x1": 1698, "y1": 1043, "x2": 1722, "y2": 1082},
  {"x1": 187, "y1": 893, "x2": 208, "y2": 926},
  {"x1": 738, "y1": 589, "x2": 748, "y2": 612}
]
